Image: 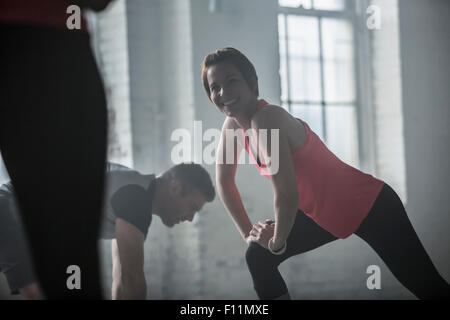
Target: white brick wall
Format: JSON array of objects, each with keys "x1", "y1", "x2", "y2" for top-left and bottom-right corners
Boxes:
[
  {"x1": 126, "y1": 0, "x2": 162, "y2": 173},
  {"x1": 156, "y1": 0, "x2": 202, "y2": 299},
  {"x1": 398, "y1": 0, "x2": 450, "y2": 283},
  {"x1": 90, "y1": 0, "x2": 133, "y2": 168},
  {"x1": 370, "y1": 0, "x2": 407, "y2": 203}
]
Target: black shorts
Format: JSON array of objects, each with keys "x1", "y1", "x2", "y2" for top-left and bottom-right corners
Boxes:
[{"x1": 0, "y1": 193, "x2": 37, "y2": 295}]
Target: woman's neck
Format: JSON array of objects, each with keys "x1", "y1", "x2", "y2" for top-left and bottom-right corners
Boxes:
[{"x1": 234, "y1": 99, "x2": 259, "y2": 130}]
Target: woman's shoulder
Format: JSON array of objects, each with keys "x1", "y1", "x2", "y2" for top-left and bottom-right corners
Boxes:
[
  {"x1": 259, "y1": 103, "x2": 284, "y2": 114},
  {"x1": 253, "y1": 103, "x2": 307, "y2": 148},
  {"x1": 252, "y1": 104, "x2": 291, "y2": 127}
]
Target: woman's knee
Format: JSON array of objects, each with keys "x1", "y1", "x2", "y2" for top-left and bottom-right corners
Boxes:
[{"x1": 245, "y1": 242, "x2": 276, "y2": 271}]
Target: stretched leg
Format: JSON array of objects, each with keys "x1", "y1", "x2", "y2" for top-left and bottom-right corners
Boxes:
[
  {"x1": 355, "y1": 184, "x2": 450, "y2": 300},
  {"x1": 245, "y1": 210, "x2": 338, "y2": 299}
]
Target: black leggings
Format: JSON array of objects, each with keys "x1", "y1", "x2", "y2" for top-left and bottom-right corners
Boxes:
[
  {"x1": 246, "y1": 183, "x2": 450, "y2": 300},
  {"x1": 0, "y1": 25, "x2": 107, "y2": 298}
]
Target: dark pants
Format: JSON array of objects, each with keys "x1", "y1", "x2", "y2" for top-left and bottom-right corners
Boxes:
[
  {"x1": 0, "y1": 25, "x2": 107, "y2": 299},
  {"x1": 246, "y1": 183, "x2": 450, "y2": 300}
]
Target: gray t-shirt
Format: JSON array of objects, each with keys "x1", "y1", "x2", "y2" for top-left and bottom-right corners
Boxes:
[
  {"x1": 0, "y1": 162, "x2": 156, "y2": 240},
  {"x1": 101, "y1": 168, "x2": 156, "y2": 239}
]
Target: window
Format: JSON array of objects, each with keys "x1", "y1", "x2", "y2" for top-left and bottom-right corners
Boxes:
[{"x1": 278, "y1": 0, "x2": 361, "y2": 168}]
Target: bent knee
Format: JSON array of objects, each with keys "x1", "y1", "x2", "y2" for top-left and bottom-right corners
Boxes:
[{"x1": 245, "y1": 242, "x2": 276, "y2": 269}]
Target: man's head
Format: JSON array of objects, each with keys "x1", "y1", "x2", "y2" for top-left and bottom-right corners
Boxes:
[{"x1": 156, "y1": 163, "x2": 215, "y2": 227}]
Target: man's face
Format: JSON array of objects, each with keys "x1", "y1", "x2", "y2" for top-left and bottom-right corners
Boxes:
[{"x1": 160, "y1": 180, "x2": 207, "y2": 228}]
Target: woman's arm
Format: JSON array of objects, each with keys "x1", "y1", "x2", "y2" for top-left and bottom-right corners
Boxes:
[
  {"x1": 216, "y1": 117, "x2": 253, "y2": 242},
  {"x1": 251, "y1": 108, "x2": 299, "y2": 251}
]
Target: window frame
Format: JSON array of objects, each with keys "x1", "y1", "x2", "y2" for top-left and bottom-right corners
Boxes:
[{"x1": 278, "y1": 0, "x2": 376, "y2": 173}]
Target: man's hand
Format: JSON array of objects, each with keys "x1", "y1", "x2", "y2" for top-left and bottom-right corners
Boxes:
[{"x1": 248, "y1": 220, "x2": 275, "y2": 249}]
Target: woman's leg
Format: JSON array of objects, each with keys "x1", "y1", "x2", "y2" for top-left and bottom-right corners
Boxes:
[
  {"x1": 355, "y1": 184, "x2": 450, "y2": 300},
  {"x1": 245, "y1": 210, "x2": 338, "y2": 299}
]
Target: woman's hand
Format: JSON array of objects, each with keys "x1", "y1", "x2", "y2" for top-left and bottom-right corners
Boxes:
[{"x1": 248, "y1": 220, "x2": 275, "y2": 249}]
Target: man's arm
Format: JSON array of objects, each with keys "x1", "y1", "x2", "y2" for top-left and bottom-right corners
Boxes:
[
  {"x1": 111, "y1": 239, "x2": 123, "y2": 299},
  {"x1": 112, "y1": 218, "x2": 146, "y2": 300}
]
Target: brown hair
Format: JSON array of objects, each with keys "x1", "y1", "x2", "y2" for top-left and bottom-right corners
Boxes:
[
  {"x1": 162, "y1": 163, "x2": 215, "y2": 202},
  {"x1": 201, "y1": 47, "x2": 259, "y2": 101}
]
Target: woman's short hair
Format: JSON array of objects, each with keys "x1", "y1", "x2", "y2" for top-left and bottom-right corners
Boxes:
[{"x1": 201, "y1": 47, "x2": 259, "y2": 100}]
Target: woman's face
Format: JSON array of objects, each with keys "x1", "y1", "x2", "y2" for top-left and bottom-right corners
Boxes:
[{"x1": 206, "y1": 61, "x2": 257, "y2": 118}]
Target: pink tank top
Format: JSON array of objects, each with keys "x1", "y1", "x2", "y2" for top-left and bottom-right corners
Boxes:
[{"x1": 244, "y1": 99, "x2": 384, "y2": 239}]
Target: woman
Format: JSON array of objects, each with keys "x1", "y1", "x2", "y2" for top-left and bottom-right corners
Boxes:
[{"x1": 202, "y1": 47, "x2": 450, "y2": 300}]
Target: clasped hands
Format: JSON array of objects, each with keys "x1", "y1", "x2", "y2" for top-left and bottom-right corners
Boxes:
[{"x1": 246, "y1": 219, "x2": 276, "y2": 250}]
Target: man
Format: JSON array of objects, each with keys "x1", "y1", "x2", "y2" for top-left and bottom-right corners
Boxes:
[{"x1": 0, "y1": 162, "x2": 215, "y2": 299}]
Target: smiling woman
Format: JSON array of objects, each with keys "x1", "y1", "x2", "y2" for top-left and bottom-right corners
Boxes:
[{"x1": 201, "y1": 47, "x2": 450, "y2": 300}]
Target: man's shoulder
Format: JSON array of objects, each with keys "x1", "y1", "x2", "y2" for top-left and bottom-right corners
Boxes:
[
  {"x1": 110, "y1": 182, "x2": 154, "y2": 239},
  {"x1": 106, "y1": 162, "x2": 133, "y2": 172},
  {"x1": 107, "y1": 170, "x2": 154, "y2": 187},
  {"x1": 106, "y1": 167, "x2": 141, "y2": 185}
]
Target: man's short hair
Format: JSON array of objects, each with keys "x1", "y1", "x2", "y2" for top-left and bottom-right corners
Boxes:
[{"x1": 163, "y1": 163, "x2": 215, "y2": 202}]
